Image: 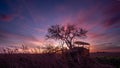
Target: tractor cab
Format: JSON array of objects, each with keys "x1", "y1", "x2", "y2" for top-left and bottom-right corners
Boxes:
[
  {"x1": 74, "y1": 41, "x2": 90, "y2": 50},
  {"x1": 66, "y1": 41, "x2": 90, "y2": 57}
]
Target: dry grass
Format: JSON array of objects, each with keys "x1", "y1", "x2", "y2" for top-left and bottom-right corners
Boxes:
[{"x1": 0, "y1": 53, "x2": 114, "y2": 68}]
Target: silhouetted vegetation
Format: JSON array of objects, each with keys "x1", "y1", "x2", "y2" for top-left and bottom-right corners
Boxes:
[
  {"x1": 0, "y1": 24, "x2": 118, "y2": 68},
  {"x1": 46, "y1": 24, "x2": 87, "y2": 49},
  {"x1": 95, "y1": 56, "x2": 120, "y2": 68},
  {"x1": 0, "y1": 52, "x2": 116, "y2": 68}
]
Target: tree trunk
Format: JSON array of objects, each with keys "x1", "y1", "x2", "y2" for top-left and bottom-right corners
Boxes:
[{"x1": 68, "y1": 41, "x2": 73, "y2": 49}]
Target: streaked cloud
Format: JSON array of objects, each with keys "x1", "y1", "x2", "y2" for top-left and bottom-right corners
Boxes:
[{"x1": 0, "y1": 0, "x2": 119, "y2": 52}]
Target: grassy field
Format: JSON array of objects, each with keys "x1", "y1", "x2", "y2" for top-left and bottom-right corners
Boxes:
[
  {"x1": 91, "y1": 52, "x2": 120, "y2": 68},
  {"x1": 93, "y1": 56, "x2": 120, "y2": 68},
  {"x1": 0, "y1": 53, "x2": 67, "y2": 68},
  {"x1": 0, "y1": 52, "x2": 117, "y2": 68}
]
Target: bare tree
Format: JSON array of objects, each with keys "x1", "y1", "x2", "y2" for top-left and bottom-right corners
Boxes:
[{"x1": 46, "y1": 24, "x2": 87, "y2": 49}]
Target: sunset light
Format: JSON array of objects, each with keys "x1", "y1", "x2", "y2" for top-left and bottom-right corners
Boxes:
[
  {"x1": 0, "y1": 0, "x2": 120, "y2": 53},
  {"x1": 0, "y1": 0, "x2": 120, "y2": 68}
]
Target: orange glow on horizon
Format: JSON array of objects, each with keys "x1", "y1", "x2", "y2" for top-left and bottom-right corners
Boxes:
[{"x1": 90, "y1": 45, "x2": 96, "y2": 53}]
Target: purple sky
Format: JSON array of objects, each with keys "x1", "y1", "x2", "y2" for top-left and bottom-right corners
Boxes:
[{"x1": 0, "y1": 0, "x2": 120, "y2": 52}]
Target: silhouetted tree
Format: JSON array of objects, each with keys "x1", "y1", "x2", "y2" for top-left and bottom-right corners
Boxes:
[{"x1": 46, "y1": 24, "x2": 87, "y2": 49}]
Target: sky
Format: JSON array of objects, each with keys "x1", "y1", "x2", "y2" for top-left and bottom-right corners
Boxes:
[{"x1": 0, "y1": 0, "x2": 120, "y2": 52}]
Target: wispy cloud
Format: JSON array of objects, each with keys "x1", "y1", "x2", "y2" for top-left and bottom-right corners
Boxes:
[
  {"x1": 103, "y1": 1, "x2": 120, "y2": 27},
  {"x1": 0, "y1": 29, "x2": 39, "y2": 44},
  {"x1": 0, "y1": 14, "x2": 14, "y2": 22},
  {"x1": 0, "y1": 13, "x2": 24, "y2": 22}
]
